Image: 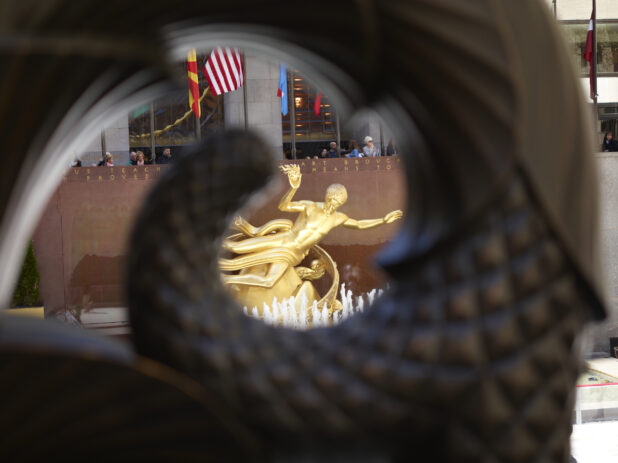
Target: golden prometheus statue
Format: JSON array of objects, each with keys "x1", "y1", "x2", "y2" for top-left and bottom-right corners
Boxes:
[{"x1": 220, "y1": 164, "x2": 403, "y2": 324}]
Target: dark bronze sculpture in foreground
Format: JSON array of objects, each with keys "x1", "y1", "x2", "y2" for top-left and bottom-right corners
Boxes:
[{"x1": 0, "y1": 0, "x2": 607, "y2": 461}]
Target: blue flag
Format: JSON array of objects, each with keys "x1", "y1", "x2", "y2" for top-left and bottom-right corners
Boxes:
[{"x1": 277, "y1": 63, "x2": 288, "y2": 116}]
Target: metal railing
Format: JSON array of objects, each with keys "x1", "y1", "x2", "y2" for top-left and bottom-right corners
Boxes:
[{"x1": 574, "y1": 382, "x2": 618, "y2": 424}]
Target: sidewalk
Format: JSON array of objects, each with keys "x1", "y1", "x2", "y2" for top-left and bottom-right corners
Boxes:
[{"x1": 572, "y1": 421, "x2": 618, "y2": 463}]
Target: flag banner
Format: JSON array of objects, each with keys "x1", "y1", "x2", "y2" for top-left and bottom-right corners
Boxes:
[
  {"x1": 277, "y1": 63, "x2": 288, "y2": 116},
  {"x1": 188, "y1": 49, "x2": 201, "y2": 118},
  {"x1": 584, "y1": 13, "x2": 595, "y2": 99},
  {"x1": 203, "y1": 47, "x2": 244, "y2": 95},
  {"x1": 314, "y1": 91, "x2": 322, "y2": 117}
]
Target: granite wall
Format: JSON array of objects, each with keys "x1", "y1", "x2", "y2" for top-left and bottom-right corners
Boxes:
[{"x1": 33, "y1": 158, "x2": 405, "y2": 315}]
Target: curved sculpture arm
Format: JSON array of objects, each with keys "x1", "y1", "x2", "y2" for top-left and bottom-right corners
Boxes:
[{"x1": 232, "y1": 217, "x2": 293, "y2": 237}]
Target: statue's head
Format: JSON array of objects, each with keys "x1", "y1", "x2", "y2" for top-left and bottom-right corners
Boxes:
[{"x1": 324, "y1": 184, "x2": 348, "y2": 213}]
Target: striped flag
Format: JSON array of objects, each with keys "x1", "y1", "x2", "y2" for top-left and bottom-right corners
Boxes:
[
  {"x1": 187, "y1": 49, "x2": 201, "y2": 118},
  {"x1": 203, "y1": 47, "x2": 244, "y2": 95},
  {"x1": 277, "y1": 63, "x2": 288, "y2": 116}
]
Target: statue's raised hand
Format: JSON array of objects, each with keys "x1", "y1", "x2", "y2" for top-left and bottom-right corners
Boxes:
[
  {"x1": 280, "y1": 164, "x2": 302, "y2": 189},
  {"x1": 384, "y1": 210, "x2": 403, "y2": 224}
]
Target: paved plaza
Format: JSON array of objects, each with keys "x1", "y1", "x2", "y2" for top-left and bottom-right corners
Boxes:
[{"x1": 572, "y1": 422, "x2": 618, "y2": 462}]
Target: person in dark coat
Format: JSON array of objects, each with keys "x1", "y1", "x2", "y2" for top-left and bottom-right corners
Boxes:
[
  {"x1": 602, "y1": 132, "x2": 618, "y2": 152},
  {"x1": 325, "y1": 142, "x2": 339, "y2": 158},
  {"x1": 157, "y1": 147, "x2": 172, "y2": 164}
]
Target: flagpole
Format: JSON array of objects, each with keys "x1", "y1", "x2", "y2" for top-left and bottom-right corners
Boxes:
[
  {"x1": 592, "y1": 0, "x2": 598, "y2": 108},
  {"x1": 552, "y1": 0, "x2": 557, "y2": 18},
  {"x1": 100, "y1": 130, "x2": 106, "y2": 159},
  {"x1": 336, "y1": 113, "x2": 341, "y2": 157},
  {"x1": 288, "y1": 70, "x2": 296, "y2": 159},
  {"x1": 196, "y1": 114, "x2": 201, "y2": 141},
  {"x1": 242, "y1": 54, "x2": 249, "y2": 130},
  {"x1": 149, "y1": 102, "x2": 156, "y2": 164}
]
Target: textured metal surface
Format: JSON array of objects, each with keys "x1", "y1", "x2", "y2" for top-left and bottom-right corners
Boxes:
[
  {"x1": 0, "y1": 0, "x2": 607, "y2": 460},
  {"x1": 0, "y1": 316, "x2": 260, "y2": 460},
  {"x1": 129, "y1": 131, "x2": 590, "y2": 461}
]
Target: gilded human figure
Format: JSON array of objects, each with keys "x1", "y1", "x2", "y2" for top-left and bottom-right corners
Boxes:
[{"x1": 220, "y1": 164, "x2": 402, "y2": 316}]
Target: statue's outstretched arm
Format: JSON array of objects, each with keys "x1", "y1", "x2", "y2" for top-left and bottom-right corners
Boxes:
[
  {"x1": 278, "y1": 164, "x2": 305, "y2": 212},
  {"x1": 343, "y1": 210, "x2": 403, "y2": 230}
]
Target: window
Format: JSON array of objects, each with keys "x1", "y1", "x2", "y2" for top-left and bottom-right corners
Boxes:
[
  {"x1": 281, "y1": 72, "x2": 337, "y2": 142},
  {"x1": 128, "y1": 54, "x2": 224, "y2": 153},
  {"x1": 561, "y1": 22, "x2": 618, "y2": 75}
]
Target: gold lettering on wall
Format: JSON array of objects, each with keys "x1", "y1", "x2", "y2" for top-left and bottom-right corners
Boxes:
[{"x1": 110, "y1": 175, "x2": 115, "y2": 180}]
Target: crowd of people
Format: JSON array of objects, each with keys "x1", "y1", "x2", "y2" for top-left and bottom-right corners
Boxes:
[
  {"x1": 70, "y1": 135, "x2": 400, "y2": 168},
  {"x1": 301, "y1": 136, "x2": 398, "y2": 159},
  {"x1": 71, "y1": 147, "x2": 175, "y2": 168}
]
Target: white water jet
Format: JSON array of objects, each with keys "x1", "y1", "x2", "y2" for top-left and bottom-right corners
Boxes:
[
  {"x1": 321, "y1": 303, "x2": 329, "y2": 327},
  {"x1": 242, "y1": 285, "x2": 384, "y2": 329},
  {"x1": 367, "y1": 289, "x2": 376, "y2": 306}
]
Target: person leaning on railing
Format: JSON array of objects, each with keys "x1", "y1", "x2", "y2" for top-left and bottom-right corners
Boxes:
[
  {"x1": 362, "y1": 136, "x2": 380, "y2": 157},
  {"x1": 346, "y1": 139, "x2": 361, "y2": 158},
  {"x1": 602, "y1": 132, "x2": 618, "y2": 152}
]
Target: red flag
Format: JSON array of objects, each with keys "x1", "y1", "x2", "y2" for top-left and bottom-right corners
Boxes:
[
  {"x1": 584, "y1": 13, "x2": 595, "y2": 99},
  {"x1": 187, "y1": 49, "x2": 201, "y2": 118},
  {"x1": 314, "y1": 91, "x2": 322, "y2": 116},
  {"x1": 203, "y1": 47, "x2": 244, "y2": 95}
]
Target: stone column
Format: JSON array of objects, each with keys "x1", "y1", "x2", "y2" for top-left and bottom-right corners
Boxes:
[
  {"x1": 79, "y1": 115, "x2": 130, "y2": 166},
  {"x1": 352, "y1": 112, "x2": 384, "y2": 154},
  {"x1": 224, "y1": 54, "x2": 283, "y2": 158}
]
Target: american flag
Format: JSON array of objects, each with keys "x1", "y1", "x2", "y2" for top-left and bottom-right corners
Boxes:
[{"x1": 203, "y1": 47, "x2": 244, "y2": 95}]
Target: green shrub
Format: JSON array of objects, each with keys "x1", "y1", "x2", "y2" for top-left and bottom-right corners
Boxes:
[{"x1": 11, "y1": 241, "x2": 41, "y2": 307}]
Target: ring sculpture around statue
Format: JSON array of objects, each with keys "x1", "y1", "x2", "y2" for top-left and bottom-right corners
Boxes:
[{"x1": 219, "y1": 164, "x2": 403, "y2": 327}]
